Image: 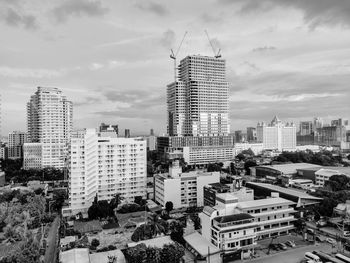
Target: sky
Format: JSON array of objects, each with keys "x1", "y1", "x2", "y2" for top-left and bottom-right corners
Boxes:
[{"x1": 1, "y1": 0, "x2": 350, "y2": 137}]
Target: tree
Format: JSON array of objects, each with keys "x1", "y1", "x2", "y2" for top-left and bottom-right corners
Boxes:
[
  {"x1": 91, "y1": 238, "x2": 100, "y2": 247},
  {"x1": 244, "y1": 160, "x2": 257, "y2": 175},
  {"x1": 169, "y1": 220, "x2": 185, "y2": 245},
  {"x1": 236, "y1": 153, "x2": 245, "y2": 161},
  {"x1": 325, "y1": 174, "x2": 350, "y2": 192},
  {"x1": 165, "y1": 201, "x2": 173, "y2": 213},
  {"x1": 242, "y1": 148, "x2": 254, "y2": 156},
  {"x1": 149, "y1": 214, "x2": 166, "y2": 238}
]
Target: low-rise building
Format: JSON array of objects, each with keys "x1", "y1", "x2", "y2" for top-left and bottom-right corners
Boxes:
[
  {"x1": 315, "y1": 167, "x2": 350, "y2": 187},
  {"x1": 154, "y1": 161, "x2": 220, "y2": 208},
  {"x1": 200, "y1": 193, "x2": 296, "y2": 258}
]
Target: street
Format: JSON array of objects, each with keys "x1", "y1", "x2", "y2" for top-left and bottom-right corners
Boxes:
[{"x1": 247, "y1": 243, "x2": 333, "y2": 263}]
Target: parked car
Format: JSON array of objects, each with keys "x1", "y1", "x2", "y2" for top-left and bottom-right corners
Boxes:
[
  {"x1": 278, "y1": 243, "x2": 288, "y2": 250},
  {"x1": 286, "y1": 240, "x2": 296, "y2": 247},
  {"x1": 269, "y1": 244, "x2": 280, "y2": 250},
  {"x1": 326, "y1": 238, "x2": 336, "y2": 244},
  {"x1": 315, "y1": 235, "x2": 324, "y2": 242}
]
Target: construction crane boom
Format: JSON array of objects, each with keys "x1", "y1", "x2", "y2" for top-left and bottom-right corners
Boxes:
[
  {"x1": 205, "y1": 30, "x2": 221, "y2": 58},
  {"x1": 170, "y1": 31, "x2": 187, "y2": 83}
]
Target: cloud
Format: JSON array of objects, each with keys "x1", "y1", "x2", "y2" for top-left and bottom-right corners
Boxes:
[
  {"x1": 1, "y1": 7, "x2": 37, "y2": 29},
  {"x1": 134, "y1": 1, "x2": 168, "y2": 16},
  {"x1": 0, "y1": 66, "x2": 62, "y2": 78},
  {"x1": 52, "y1": 0, "x2": 108, "y2": 23},
  {"x1": 74, "y1": 96, "x2": 101, "y2": 106},
  {"x1": 160, "y1": 29, "x2": 175, "y2": 49},
  {"x1": 201, "y1": 13, "x2": 223, "y2": 24},
  {"x1": 220, "y1": 0, "x2": 350, "y2": 28},
  {"x1": 252, "y1": 46, "x2": 277, "y2": 52}
]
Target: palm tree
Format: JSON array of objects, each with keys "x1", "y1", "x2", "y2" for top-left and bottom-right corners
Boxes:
[{"x1": 148, "y1": 213, "x2": 166, "y2": 238}]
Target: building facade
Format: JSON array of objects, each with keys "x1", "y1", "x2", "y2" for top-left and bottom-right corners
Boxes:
[
  {"x1": 299, "y1": 121, "x2": 313, "y2": 136},
  {"x1": 8, "y1": 131, "x2": 27, "y2": 159},
  {"x1": 62, "y1": 129, "x2": 147, "y2": 216},
  {"x1": 154, "y1": 161, "x2": 220, "y2": 208},
  {"x1": 25, "y1": 87, "x2": 73, "y2": 169},
  {"x1": 23, "y1": 143, "x2": 42, "y2": 169},
  {"x1": 257, "y1": 116, "x2": 296, "y2": 151},
  {"x1": 167, "y1": 55, "x2": 229, "y2": 137},
  {"x1": 247, "y1": 127, "x2": 257, "y2": 142}
]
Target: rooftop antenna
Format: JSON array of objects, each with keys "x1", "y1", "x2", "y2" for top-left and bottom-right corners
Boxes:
[
  {"x1": 170, "y1": 31, "x2": 187, "y2": 83},
  {"x1": 205, "y1": 30, "x2": 221, "y2": 58}
]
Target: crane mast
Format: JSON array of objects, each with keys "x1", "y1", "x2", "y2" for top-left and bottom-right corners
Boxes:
[{"x1": 170, "y1": 31, "x2": 187, "y2": 84}]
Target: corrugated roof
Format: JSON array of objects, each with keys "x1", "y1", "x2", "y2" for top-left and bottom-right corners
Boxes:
[
  {"x1": 214, "y1": 213, "x2": 254, "y2": 223},
  {"x1": 184, "y1": 232, "x2": 220, "y2": 257},
  {"x1": 257, "y1": 163, "x2": 322, "y2": 175},
  {"x1": 247, "y1": 182, "x2": 322, "y2": 200}
]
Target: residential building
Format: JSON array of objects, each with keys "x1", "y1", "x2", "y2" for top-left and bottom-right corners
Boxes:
[
  {"x1": 25, "y1": 87, "x2": 73, "y2": 169},
  {"x1": 154, "y1": 160, "x2": 220, "y2": 208},
  {"x1": 125, "y1": 129, "x2": 130, "y2": 138},
  {"x1": 315, "y1": 167, "x2": 350, "y2": 187},
  {"x1": 99, "y1": 123, "x2": 118, "y2": 135},
  {"x1": 257, "y1": 116, "x2": 296, "y2": 151},
  {"x1": 23, "y1": 143, "x2": 42, "y2": 169},
  {"x1": 247, "y1": 127, "x2": 257, "y2": 142},
  {"x1": 0, "y1": 145, "x2": 8, "y2": 160},
  {"x1": 315, "y1": 119, "x2": 349, "y2": 149},
  {"x1": 62, "y1": 129, "x2": 147, "y2": 216},
  {"x1": 8, "y1": 131, "x2": 27, "y2": 159},
  {"x1": 234, "y1": 130, "x2": 247, "y2": 143},
  {"x1": 182, "y1": 146, "x2": 235, "y2": 165},
  {"x1": 146, "y1": 135, "x2": 157, "y2": 151}
]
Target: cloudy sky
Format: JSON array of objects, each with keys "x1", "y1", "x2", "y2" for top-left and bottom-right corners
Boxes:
[{"x1": 1, "y1": 0, "x2": 350, "y2": 136}]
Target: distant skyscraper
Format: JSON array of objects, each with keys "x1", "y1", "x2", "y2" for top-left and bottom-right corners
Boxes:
[
  {"x1": 8, "y1": 131, "x2": 27, "y2": 159},
  {"x1": 167, "y1": 55, "x2": 229, "y2": 136},
  {"x1": 25, "y1": 87, "x2": 73, "y2": 169},
  {"x1": 150, "y1": 128, "x2": 154, "y2": 136},
  {"x1": 257, "y1": 116, "x2": 296, "y2": 151},
  {"x1": 313, "y1": 117, "x2": 323, "y2": 133},
  {"x1": 99, "y1": 122, "x2": 118, "y2": 135},
  {"x1": 299, "y1": 121, "x2": 313, "y2": 136},
  {"x1": 125, "y1": 129, "x2": 130, "y2": 138},
  {"x1": 246, "y1": 127, "x2": 257, "y2": 142}
]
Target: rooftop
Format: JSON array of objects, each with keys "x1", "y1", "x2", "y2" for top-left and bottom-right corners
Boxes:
[
  {"x1": 60, "y1": 248, "x2": 90, "y2": 263},
  {"x1": 257, "y1": 163, "x2": 322, "y2": 175},
  {"x1": 184, "y1": 232, "x2": 220, "y2": 257},
  {"x1": 237, "y1": 197, "x2": 295, "y2": 209},
  {"x1": 317, "y1": 167, "x2": 350, "y2": 176},
  {"x1": 247, "y1": 182, "x2": 322, "y2": 201},
  {"x1": 214, "y1": 213, "x2": 254, "y2": 224},
  {"x1": 128, "y1": 235, "x2": 174, "y2": 249}
]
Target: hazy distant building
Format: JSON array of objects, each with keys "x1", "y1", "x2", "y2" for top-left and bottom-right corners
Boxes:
[
  {"x1": 99, "y1": 123, "x2": 118, "y2": 135},
  {"x1": 0, "y1": 145, "x2": 8, "y2": 160},
  {"x1": 8, "y1": 131, "x2": 27, "y2": 159},
  {"x1": 257, "y1": 116, "x2": 296, "y2": 151},
  {"x1": 25, "y1": 87, "x2": 73, "y2": 169},
  {"x1": 62, "y1": 129, "x2": 147, "y2": 216},
  {"x1": 150, "y1": 129, "x2": 154, "y2": 136},
  {"x1": 125, "y1": 129, "x2": 130, "y2": 138},
  {"x1": 235, "y1": 130, "x2": 247, "y2": 143},
  {"x1": 247, "y1": 127, "x2": 257, "y2": 142},
  {"x1": 299, "y1": 121, "x2": 313, "y2": 136}
]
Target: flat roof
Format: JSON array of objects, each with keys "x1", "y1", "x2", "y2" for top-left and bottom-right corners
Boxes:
[
  {"x1": 290, "y1": 179, "x2": 313, "y2": 183},
  {"x1": 60, "y1": 248, "x2": 90, "y2": 263},
  {"x1": 318, "y1": 167, "x2": 350, "y2": 175},
  {"x1": 247, "y1": 182, "x2": 322, "y2": 200},
  {"x1": 184, "y1": 232, "x2": 220, "y2": 257},
  {"x1": 214, "y1": 213, "x2": 254, "y2": 223},
  {"x1": 237, "y1": 197, "x2": 295, "y2": 209},
  {"x1": 128, "y1": 235, "x2": 174, "y2": 248},
  {"x1": 257, "y1": 163, "x2": 322, "y2": 174}
]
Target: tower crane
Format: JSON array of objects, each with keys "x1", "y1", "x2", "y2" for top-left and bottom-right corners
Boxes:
[
  {"x1": 205, "y1": 30, "x2": 221, "y2": 58},
  {"x1": 170, "y1": 31, "x2": 187, "y2": 83}
]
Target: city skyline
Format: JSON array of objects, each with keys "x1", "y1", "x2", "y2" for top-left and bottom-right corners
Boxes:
[{"x1": 1, "y1": 0, "x2": 350, "y2": 136}]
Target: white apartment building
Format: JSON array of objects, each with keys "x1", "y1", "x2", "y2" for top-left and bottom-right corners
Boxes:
[
  {"x1": 8, "y1": 131, "x2": 27, "y2": 159},
  {"x1": 257, "y1": 116, "x2": 296, "y2": 152},
  {"x1": 167, "y1": 55, "x2": 229, "y2": 137},
  {"x1": 23, "y1": 143, "x2": 42, "y2": 169},
  {"x1": 25, "y1": 87, "x2": 73, "y2": 169},
  {"x1": 62, "y1": 129, "x2": 147, "y2": 216},
  {"x1": 200, "y1": 193, "x2": 296, "y2": 256},
  {"x1": 182, "y1": 146, "x2": 235, "y2": 165},
  {"x1": 154, "y1": 161, "x2": 220, "y2": 208}
]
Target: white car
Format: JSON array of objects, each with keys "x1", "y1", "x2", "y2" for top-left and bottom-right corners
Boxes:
[{"x1": 326, "y1": 238, "x2": 336, "y2": 244}]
